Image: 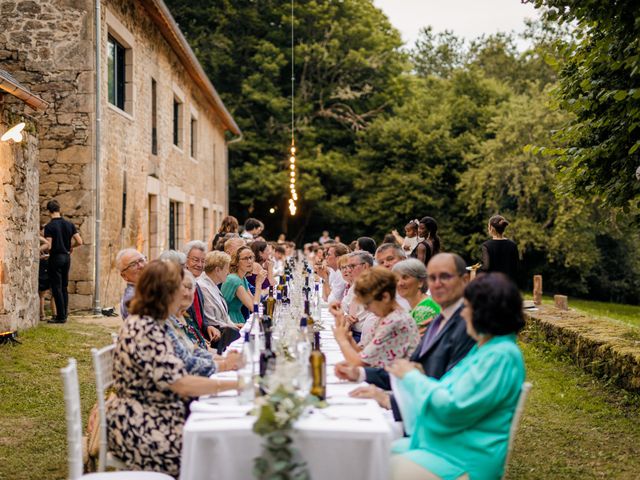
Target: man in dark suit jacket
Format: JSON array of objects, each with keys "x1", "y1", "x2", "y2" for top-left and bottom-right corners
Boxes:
[{"x1": 335, "y1": 253, "x2": 476, "y2": 419}]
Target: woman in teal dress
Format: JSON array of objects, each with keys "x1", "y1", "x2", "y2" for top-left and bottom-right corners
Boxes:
[
  {"x1": 221, "y1": 245, "x2": 267, "y2": 324},
  {"x1": 388, "y1": 272, "x2": 526, "y2": 480}
]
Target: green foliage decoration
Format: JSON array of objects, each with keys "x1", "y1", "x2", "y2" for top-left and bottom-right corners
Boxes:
[{"x1": 251, "y1": 386, "x2": 321, "y2": 480}]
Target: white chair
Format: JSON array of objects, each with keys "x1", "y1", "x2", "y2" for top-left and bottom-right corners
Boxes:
[
  {"x1": 60, "y1": 358, "x2": 172, "y2": 479},
  {"x1": 91, "y1": 344, "x2": 128, "y2": 472},
  {"x1": 502, "y1": 382, "x2": 533, "y2": 480}
]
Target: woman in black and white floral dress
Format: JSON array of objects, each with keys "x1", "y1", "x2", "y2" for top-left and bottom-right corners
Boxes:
[{"x1": 107, "y1": 260, "x2": 238, "y2": 477}]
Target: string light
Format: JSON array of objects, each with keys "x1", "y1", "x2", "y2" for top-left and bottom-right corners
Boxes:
[{"x1": 287, "y1": 0, "x2": 297, "y2": 217}]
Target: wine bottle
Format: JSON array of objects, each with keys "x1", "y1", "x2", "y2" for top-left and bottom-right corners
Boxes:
[
  {"x1": 310, "y1": 331, "x2": 326, "y2": 400},
  {"x1": 259, "y1": 330, "x2": 276, "y2": 379},
  {"x1": 304, "y1": 299, "x2": 315, "y2": 339},
  {"x1": 265, "y1": 286, "x2": 276, "y2": 318}
]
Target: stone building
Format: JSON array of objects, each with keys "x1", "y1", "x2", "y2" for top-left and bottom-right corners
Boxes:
[
  {"x1": 0, "y1": 69, "x2": 48, "y2": 331},
  {"x1": 0, "y1": 0, "x2": 240, "y2": 313}
]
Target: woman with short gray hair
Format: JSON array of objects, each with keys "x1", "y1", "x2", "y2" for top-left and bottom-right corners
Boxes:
[{"x1": 392, "y1": 259, "x2": 440, "y2": 333}]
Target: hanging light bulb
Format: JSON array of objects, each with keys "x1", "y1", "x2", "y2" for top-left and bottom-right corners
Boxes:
[{"x1": 1, "y1": 122, "x2": 25, "y2": 143}]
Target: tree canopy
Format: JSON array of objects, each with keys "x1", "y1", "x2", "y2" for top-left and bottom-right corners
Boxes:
[{"x1": 166, "y1": 0, "x2": 640, "y2": 303}]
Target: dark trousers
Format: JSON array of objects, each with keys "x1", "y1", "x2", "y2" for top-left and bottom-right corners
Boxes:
[
  {"x1": 212, "y1": 326, "x2": 241, "y2": 355},
  {"x1": 49, "y1": 253, "x2": 71, "y2": 320}
]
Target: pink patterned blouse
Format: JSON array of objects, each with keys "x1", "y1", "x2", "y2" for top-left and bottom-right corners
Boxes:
[{"x1": 359, "y1": 308, "x2": 420, "y2": 368}]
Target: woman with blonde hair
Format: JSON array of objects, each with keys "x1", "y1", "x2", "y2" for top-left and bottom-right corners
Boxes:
[
  {"x1": 329, "y1": 266, "x2": 419, "y2": 368},
  {"x1": 198, "y1": 250, "x2": 242, "y2": 352},
  {"x1": 221, "y1": 245, "x2": 267, "y2": 324}
]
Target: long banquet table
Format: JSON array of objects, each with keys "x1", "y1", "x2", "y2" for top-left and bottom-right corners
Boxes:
[{"x1": 179, "y1": 303, "x2": 402, "y2": 480}]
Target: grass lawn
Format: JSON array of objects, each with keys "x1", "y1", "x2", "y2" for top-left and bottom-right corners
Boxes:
[
  {"x1": 525, "y1": 294, "x2": 640, "y2": 329},
  {"x1": 1, "y1": 316, "x2": 639, "y2": 479},
  {"x1": 0, "y1": 319, "x2": 116, "y2": 480}
]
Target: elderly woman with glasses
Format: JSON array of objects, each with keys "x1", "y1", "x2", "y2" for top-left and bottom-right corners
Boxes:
[
  {"x1": 392, "y1": 259, "x2": 441, "y2": 334},
  {"x1": 221, "y1": 245, "x2": 267, "y2": 325},
  {"x1": 329, "y1": 267, "x2": 419, "y2": 368},
  {"x1": 167, "y1": 269, "x2": 241, "y2": 376}
]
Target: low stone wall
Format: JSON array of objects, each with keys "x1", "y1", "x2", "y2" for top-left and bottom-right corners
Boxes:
[{"x1": 522, "y1": 306, "x2": 640, "y2": 392}]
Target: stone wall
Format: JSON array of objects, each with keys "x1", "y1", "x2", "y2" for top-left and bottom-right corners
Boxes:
[
  {"x1": 523, "y1": 306, "x2": 640, "y2": 392},
  {"x1": 0, "y1": 0, "x2": 231, "y2": 313},
  {"x1": 0, "y1": 0, "x2": 96, "y2": 312},
  {"x1": 0, "y1": 99, "x2": 41, "y2": 331},
  {"x1": 97, "y1": 0, "x2": 229, "y2": 308}
]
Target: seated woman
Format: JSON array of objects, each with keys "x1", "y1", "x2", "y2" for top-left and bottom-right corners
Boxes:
[
  {"x1": 392, "y1": 259, "x2": 440, "y2": 334},
  {"x1": 387, "y1": 273, "x2": 526, "y2": 480},
  {"x1": 246, "y1": 239, "x2": 275, "y2": 292},
  {"x1": 198, "y1": 251, "x2": 242, "y2": 353},
  {"x1": 221, "y1": 246, "x2": 267, "y2": 325},
  {"x1": 168, "y1": 269, "x2": 240, "y2": 376},
  {"x1": 107, "y1": 260, "x2": 239, "y2": 477},
  {"x1": 329, "y1": 267, "x2": 419, "y2": 368}
]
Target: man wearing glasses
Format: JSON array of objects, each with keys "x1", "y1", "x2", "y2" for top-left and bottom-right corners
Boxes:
[
  {"x1": 116, "y1": 248, "x2": 147, "y2": 319},
  {"x1": 184, "y1": 241, "x2": 222, "y2": 345},
  {"x1": 338, "y1": 251, "x2": 378, "y2": 344},
  {"x1": 336, "y1": 253, "x2": 476, "y2": 419}
]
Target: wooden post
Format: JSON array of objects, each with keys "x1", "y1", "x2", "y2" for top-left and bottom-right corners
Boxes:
[
  {"x1": 554, "y1": 295, "x2": 568, "y2": 311},
  {"x1": 533, "y1": 275, "x2": 542, "y2": 305}
]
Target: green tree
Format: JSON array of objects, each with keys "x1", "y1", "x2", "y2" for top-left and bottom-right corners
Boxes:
[
  {"x1": 165, "y1": 0, "x2": 407, "y2": 240},
  {"x1": 461, "y1": 85, "x2": 640, "y2": 300},
  {"x1": 527, "y1": 0, "x2": 640, "y2": 216}
]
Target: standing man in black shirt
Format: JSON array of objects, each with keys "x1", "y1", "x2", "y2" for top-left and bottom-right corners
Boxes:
[{"x1": 44, "y1": 199, "x2": 83, "y2": 323}]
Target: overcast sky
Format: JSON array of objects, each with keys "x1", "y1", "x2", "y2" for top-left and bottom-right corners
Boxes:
[{"x1": 373, "y1": 0, "x2": 541, "y2": 49}]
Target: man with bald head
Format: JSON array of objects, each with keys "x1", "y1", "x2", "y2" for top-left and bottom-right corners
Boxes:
[
  {"x1": 116, "y1": 248, "x2": 147, "y2": 319},
  {"x1": 336, "y1": 252, "x2": 476, "y2": 419}
]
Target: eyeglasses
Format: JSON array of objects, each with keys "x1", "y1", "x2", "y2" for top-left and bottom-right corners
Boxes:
[
  {"x1": 345, "y1": 262, "x2": 365, "y2": 270},
  {"x1": 187, "y1": 256, "x2": 205, "y2": 265},
  {"x1": 239, "y1": 255, "x2": 255, "y2": 262},
  {"x1": 121, "y1": 256, "x2": 146, "y2": 273},
  {"x1": 427, "y1": 272, "x2": 462, "y2": 283}
]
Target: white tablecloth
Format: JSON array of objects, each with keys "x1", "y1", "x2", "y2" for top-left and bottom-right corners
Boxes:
[{"x1": 179, "y1": 303, "x2": 400, "y2": 480}]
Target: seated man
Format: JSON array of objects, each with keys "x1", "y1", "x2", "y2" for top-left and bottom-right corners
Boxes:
[
  {"x1": 241, "y1": 217, "x2": 263, "y2": 241},
  {"x1": 335, "y1": 253, "x2": 475, "y2": 420},
  {"x1": 338, "y1": 251, "x2": 378, "y2": 344},
  {"x1": 116, "y1": 248, "x2": 147, "y2": 319},
  {"x1": 316, "y1": 242, "x2": 350, "y2": 303},
  {"x1": 184, "y1": 241, "x2": 225, "y2": 346}
]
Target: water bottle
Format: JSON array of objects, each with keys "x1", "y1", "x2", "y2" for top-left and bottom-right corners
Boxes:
[{"x1": 238, "y1": 332, "x2": 255, "y2": 404}]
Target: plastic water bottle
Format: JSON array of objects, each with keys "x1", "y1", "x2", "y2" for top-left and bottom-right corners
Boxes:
[{"x1": 238, "y1": 332, "x2": 255, "y2": 404}]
